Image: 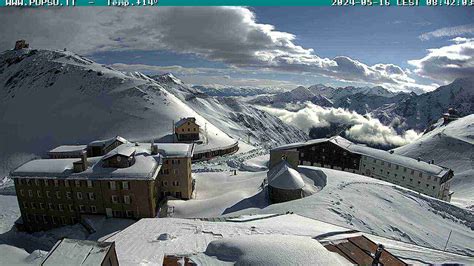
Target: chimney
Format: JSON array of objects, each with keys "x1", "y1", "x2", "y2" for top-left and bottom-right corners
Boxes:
[
  {"x1": 389, "y1": 150, "x2": 394, "y2": 154},
  {"x1": 74, "y1": 150, "x2": 88, "y2": 173},
  {"x1": 81, "y1": 150, "x2": 88, "y2": 168},
  {"x1": 151, "y1": 141, "x2": 158, "y2": 155},
  {"x1": 417, "y1": 157, "x2": 421, "y2": 162},
  {"x1": 431, "y1": 159, "x2": 435, "y2": 164}
]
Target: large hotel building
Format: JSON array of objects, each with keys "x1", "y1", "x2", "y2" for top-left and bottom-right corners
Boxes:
[
  {"x1": 10, "y1": 137, "x2": 194, "y2": 232},
  {"x1": 270, "y1": 136, "x2": 453, "y2": 201}
]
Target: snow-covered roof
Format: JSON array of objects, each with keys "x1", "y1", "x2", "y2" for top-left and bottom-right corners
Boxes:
[
  {"x1": 74, "y1": 153, "x2": 161, "y2": 180},
  {"x1": 11, "y1": 144, "x2": 161, "y2": 180},
  {"x1": 48, "y1": 145, "x2": 86, "y2": 154},
  {"x1": 42, "y1": 238, "x2": 114, "y2": 266},
  {"x1": 346, "y1": 143, "x2": 449, "y2": 177},
  {"x1": 175, "y1": 117, "x2": 197, "y2": 128},
  {"x1": 273, "y1": 136, "x2": 450, "y2": 177},
  {"x1": 88, "y1": 136, "x2": 128, "y2": 147},
  {"x1": 102, "y1": 146, "x2": 136, "y2": 161},
  {"x1": 267, "y1": 160, "x2": 305, "y2": 190},
  {"x1": 11, "y1": 159, "x2": 76, "y2": 177},
  {"x1": 157, "y1": 143, "x2": 194, "y2": 158}
]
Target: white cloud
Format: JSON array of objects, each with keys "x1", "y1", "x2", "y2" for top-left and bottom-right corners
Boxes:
[
  {"x1": 419, "y1": 24, "x2": 474, "y2": 41},
  {"x1": 0, "y1": 7, "x2": 424, "y2": 92},
  {"x1": 408, "y1": 38, "x2": 474, "y2": 82},
  {"x1": 259, "y1": 103, "x2": 421, "y2": 147}
]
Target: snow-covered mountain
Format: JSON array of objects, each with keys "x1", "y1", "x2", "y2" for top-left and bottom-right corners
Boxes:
[
  {"x1": 192, "y1": 84, "x2": 284, "y2": 97},
  {"x1": 394, "y1": 115, "x2": 474, "y2": 209},
  {"x1": 374, "y1": 77, "x2": 474, "y2": 130},
  {"x1": 0, "y1": 49, "x2": 234, "y2": 176},
  {"x1": 152, "y1": 74, "x2": 309, "y2": 147}
]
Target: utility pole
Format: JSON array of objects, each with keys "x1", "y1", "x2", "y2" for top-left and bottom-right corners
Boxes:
[{"x1": 443, "y1": 230, "x2": 452, "y2": 251}]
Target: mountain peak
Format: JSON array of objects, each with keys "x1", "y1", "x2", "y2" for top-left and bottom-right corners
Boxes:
[{"x1": 156, "y1": 73, "x2": 183, "y2": 85}]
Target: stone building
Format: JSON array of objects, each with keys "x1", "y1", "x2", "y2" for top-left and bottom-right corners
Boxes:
[
  {"x1": 270, "y1": 136, "x2": 453, "y2": 201},
  {"x1": 175, "y1": 117, "x2": 200, "y2": 142},
  {"x1": 14, "y1": 40, "x2": 29, "y2": 50},
  {"x1": 267, "y1": 160, "x2": 305, "y2": 203},
  {"x1": 11, "y1": 141, "x2": 194, "y2": 232}
]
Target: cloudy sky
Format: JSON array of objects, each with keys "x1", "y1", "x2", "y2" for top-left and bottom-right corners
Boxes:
[{"x1": 1, "y1": 7, "x2": 473, "y2": 92}]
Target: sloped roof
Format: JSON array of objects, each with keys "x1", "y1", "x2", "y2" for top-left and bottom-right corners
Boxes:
[
  {"x1": 42, "y1": 238, "x2": 114, "y2": 266},
  {"x1": 267, "y1": 160, "x2": 305, "y2": 190},
  {"x1": 175, "y1": 117, "x2": 197, "y2": 128},
  {"x1": 102, "y1": 146, "x2": 136, "y2": 161},
  {"x1": 88, "y1": 136, "x2": 128, "y2": 148},
  {"x1": 11, "y1": 159, "x2": 76, "y2": 177}
]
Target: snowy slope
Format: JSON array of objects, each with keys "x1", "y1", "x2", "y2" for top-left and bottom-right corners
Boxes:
[
  {"x1": 168, "y1": 166, "x2": 474, "y2": 256},
  {"x1": 0, "y1": 49, "x2": 235, "y2": 176},
  {"x1": 153, "y1": 74, "x2": 309, "y2": 147},
  {"x1": 395, "y1": 115, "x2": 474, "y2": 209},
  {"x1": 374, "y1": 77, "x2": 474, "y2": 130}
]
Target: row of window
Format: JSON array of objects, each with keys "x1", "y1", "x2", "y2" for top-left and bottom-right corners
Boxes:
[
  {"x1": 18, "y1": 179, "x2": 131, "y2": 190},
  {"x1": 179, "y1": 128, "x2": 197, "y2": 132},
  {"x1": 363, "y1": 163, "x2": 439, "y2": 183},
  {"x1": 20, "y1": 190, "x2": 97, "y2": 201},
  {"x1": 161, "y1": 191, "x2": 182, "y2": 198},
  {"x1": 22, "y1": 202, "x2": 97, "y2": 213},
  {"x1": 161, "y1": 180, "x2": 180, "y2": 187},
  {"x1": 160, "y1": 169, "x2": 179, "y2": 175}
]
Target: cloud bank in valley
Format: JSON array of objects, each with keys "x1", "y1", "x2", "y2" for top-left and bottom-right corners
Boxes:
[{"x1": 260, "y1": 103, "x2": 421, "y2": 147}]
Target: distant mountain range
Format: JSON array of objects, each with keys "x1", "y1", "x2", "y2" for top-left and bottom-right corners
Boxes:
[{"x1": 250, "y1": 79, "x2": 474, "y2": 131}]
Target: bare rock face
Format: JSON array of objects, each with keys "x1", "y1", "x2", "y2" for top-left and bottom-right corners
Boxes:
[{"x1": 14, "y1": 40, "x2": 29, "y2": 50}]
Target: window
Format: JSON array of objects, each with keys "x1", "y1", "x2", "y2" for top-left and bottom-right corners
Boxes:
[
  {"x1": 109, "y1": 181, "x2": 116, "y2": 190},
  {"x1": 77, "y1": 192, "x2": 83, "y2": 200},
  {"x1": 75, "y1": 180, "x2": 81, "y2": 187},
  {"x1": 176, "y1": 191, "x2": 182, "y2": 198},
  {"x1": 163, "y1": 181, "x2": 168, "y2": 186},
  {"x1": 418, "y1": 181, "x2": 421, "y2": 184},
  {"x1": 124, "y1": 195, "x2": 131, "y2": 204},
  {"x1": 79, "y1": 205, "x2": 85, "y2": 213},
  {"x1": 419, "y1": 173, "x2": 423, "y2": 178},
  {"x1": 48, "y1": 203, "x2": 54, "y2": 210},
  {"x1": 87, "y1": 180, "x2": 93, "y2": 188},
  {"x1": 410, "y1": 178, "x2": 413, "y2": 182},
  {"x1": 28, "y1": 190, "x2": 33, "y2": 197},
  {"x1": 22, "y1": 202, "x2": 28, "y2": 209},
  {"x1": 54, "y1": 180, "x2": 59, "y2": 187},
  {"x1": 427, "y1": 176, "x2": 431, "y2": 180},
  {"x1": 88, "y1": 192, "x2": 95, "y2": 200},
  {"x1": 395, "y1": 165, "x2": 399, "y2": 170},
  {"x1": 403, "y1": 167, "x2": 407, "y2": 172},
  {"x1": 65, "y1": 180, "x2": 69, "y2": 187},
  {"x1": 173, "y1": 169, "x2": 179, "y2": 175},
  {"x1": 37, "y1": 191, "x2": 42, "y2": 198},
  {"x1": 126, "y1": 210, "x2": 133, "y2": 218},
  {"x1": 58, "y1": 204, "x2": 63, "y2": 212},
  {"x1": 381, "y1": 161, "x2": 384, "y2": 166},
  {"x1": 432, "y1": 186, "x2": 435, "y2": 190},
  {"x1": 39, "y1": 203, "x2": 44, "y2": 210},
  {"x1": 44, "y1": 179, "x2": 49, "y2": 186},
  {"x1": 66, "y1": 192, "x2": 71, "y2": 199},
  {"x1": 31, "y1": 202, "x2": 36, "y2": 209},
  {"x1": 91, "y1": 205, "x2": 97, "y2": 213},
  {"x1": 46, "y1": 191, "x2": 51, "y2": 198},
  {"x1": 61, "y1": 216, "x2": 67, "y2": 225},
  {"x1": 20, "y1": 189, "x2": 24, "y2": 196},
  {"x1": 56, "y1": 191, "x2": 61, "y2": 199},
  {"x1": 411, "y1": 170, "x2": 415, "y2": 175},
  {"x1": 373, "y1": 159, "x2": 376, "y2": 163},
  {"x1": 26, "y1": 179, "x2": 31, "y2": 186},
  {"x1": 43, "y1": 215, "x2": 48, "y2": 224},
  {"x1": 35, "y1": 179, "x2": 40, "y2": 186},
  {"x1": 172, "y1": 181, "x2": 180, "y2": 186},
  {"x1": 402, "y1": 176, "x2": 406, "y2": 180},
  {"x1": 69, "y1": 204, "x2": 74, "y2": 212},
  {"x1": 122, "y1": 181, "x2": 129, "y2": 190},
  {"x1": 112, "y1": 195, "x2": 119, "y2": 204},
  {"x1": 426, "y1": 184, "x2": 429, "y2": 187}
]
